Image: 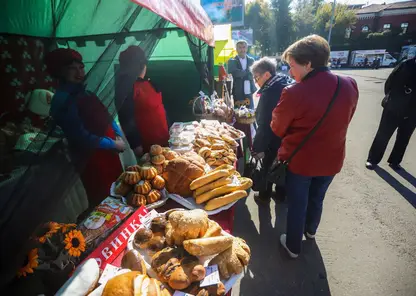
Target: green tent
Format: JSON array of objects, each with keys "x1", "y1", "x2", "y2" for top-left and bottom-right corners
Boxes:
[{"x1": 1, "y1": 0, "x2": 215, "y2": 122}]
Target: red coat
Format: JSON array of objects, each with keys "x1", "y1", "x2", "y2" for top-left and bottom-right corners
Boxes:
[
  {"x1": 133, "y1": 79, "x2": 169, "y2": 152},
  {"x1": 271, "y1": 69, "x2": 358, "y2": 176}
]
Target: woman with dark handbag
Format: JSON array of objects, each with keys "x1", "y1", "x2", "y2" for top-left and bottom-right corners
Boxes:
[
  {"x1": 270, "y1": 35, "x2": 359, "y2": 258},
  {"x1": 366, "y1": 56, "x2": 416, "y2": 170},
  {"x1": 249, "y1": 57, "x2": 293, "y2": 205}
]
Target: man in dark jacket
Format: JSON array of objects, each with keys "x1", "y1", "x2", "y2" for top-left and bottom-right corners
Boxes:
[
  {"x1": 228, "y1": 40, "x2": 257, "y2": 108},
  {"x1": 250, "y1": 57, "x2": 294, "y2": 204},
  {"x1": 366, "y1": 56, "x2": 416, "y2": 170}
]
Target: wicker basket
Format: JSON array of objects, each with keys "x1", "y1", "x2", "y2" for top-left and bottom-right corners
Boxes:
[{"x1": 236, "y1": 115, "x2": 256, "y2": 125}]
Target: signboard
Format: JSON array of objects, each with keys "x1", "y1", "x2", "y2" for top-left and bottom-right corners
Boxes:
[
  {"x1": 232, "y1": 29, "x2": 253, "y2": 45},
  {"x1": 329, "y1": 51, "x2": 349, "y2": 65},
  {"x1": 201, "y1": 0, "x2": 245, "y2": 27}
]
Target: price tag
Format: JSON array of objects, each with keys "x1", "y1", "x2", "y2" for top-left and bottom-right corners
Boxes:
[
  {"x1": 173, "y1": 291, "x2": 194, "y2": 296},
  {"x1": 140, "y1": 209, "x2": 159, "y2": 228},
  {"x1": 98, "y1": 264, "x2": 120, "y2": 285},
  {"x1": 199, "y1": 264, "x2": 221, "y2": 287}
]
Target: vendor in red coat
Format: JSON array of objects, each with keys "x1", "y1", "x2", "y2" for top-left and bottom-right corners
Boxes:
[
  {"x1": 116, "y1": 46, "x2": 169, "y2": 155},
  {"x1": 45, "y1": 48, "x2": 125, "y2": 209}
]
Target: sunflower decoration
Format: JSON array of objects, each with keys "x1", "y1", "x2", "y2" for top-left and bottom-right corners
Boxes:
[
  {"x1": 17, "y1": 248, "x2": 39, "y2": 277},
  {"x1": 36, "y1": 222, "x2": 61, "y2": 244},
  {"x1": 60, "y1": 223, "x2": 77, "y2": 233},
  {"x1": 64, "y1": 230, "x2": 86, "y2": 257}
]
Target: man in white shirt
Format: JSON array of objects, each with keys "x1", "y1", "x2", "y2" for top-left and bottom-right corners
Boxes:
[{"x1": 228, "y1": 40, "x2": 256, "y2": 109}]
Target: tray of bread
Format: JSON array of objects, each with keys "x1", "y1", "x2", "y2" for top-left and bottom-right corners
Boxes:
[
  {"x1": 111, "y1": 145, "x2": 180, "y2": 210},
  {"x1": 166, "y1": 165, "x2": 252, "y2": 215},
  {"x1": 125, "y1": 209, "x2": 250, "y2": 295}
]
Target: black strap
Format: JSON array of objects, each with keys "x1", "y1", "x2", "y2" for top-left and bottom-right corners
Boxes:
[{"x1": 285, "y1": 75, "x2": 341, "y2": 164}]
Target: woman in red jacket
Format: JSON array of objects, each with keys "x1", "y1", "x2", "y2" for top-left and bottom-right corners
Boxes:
[
  {"x1": 270, "y1": 35, "x2": 359, "y2": 258},
  {"x1": 116, "y1": 46, "x2": 169, "y2": 154}
]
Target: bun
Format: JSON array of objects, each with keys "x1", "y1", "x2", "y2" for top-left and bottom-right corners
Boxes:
[
  {"x1": 141, "y1": 153, "x2": 151, "y2": 163},
  {"x1": 206, "y1": 157, "x2": 216, "y2": 166},
  {"x1": 133, "y1": 228, "x2": 154, "y2": 249},
  {"x1": 135, "y1": 180, "x2": 152, "y2": 195},
  {"x1": 103, "y1": 272, "x2": 167, "y2": 296},
  {"x1": 129, "y1": 193, "x2": 147, "y2": 207},
  {"x1": 147, "y1": 189, "x2": 162, "y2": 204},
  {"x1": 183, "y1": 236, "x2": 233, "y2": 256},
  {"x1": 121, "y1": 249, "x2": 147, "y2": 273},
  {"x1": 152, "y1": 154, "x2": 166, "y2": 165},
  {"x1": 150, "y1": 216, "x2": 167, "y2": 233},
  {"x1": 123, "y1": 171, "x2": 141, "y2": 185},
  {"x1": 126, "y1": 165, "x2": 141, "y2": 172},
  {"x1": 150, "y1": 145, "x2": 163, "y2": 156},
  {"x1": 209, "y1": 237, "x2": 251, "y2": 279},
  {"x1": 154, "y1": 164, "x2": 164, "y2": 175},
  {"x1": 198, "y1": 147, "x2": 211, "y2": 158},
  {"x1": 115, "y1": 182, "x2": 132, "y2": 196},
  {"x1": 165, "y1": 209, "x2": 208, "y2": 246},
  {"x1": 164, "y1": 150, "x2": 178, "y2": 160},
  {"x1": 141, "y1": 165, "x2": 158, "y2": 180},
  {"x1": 151, "y1": 175, "x2": 166, "y2": 190}
]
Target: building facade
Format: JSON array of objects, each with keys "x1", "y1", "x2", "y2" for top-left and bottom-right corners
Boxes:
[{"x1": 352, "y1": 1, "x2": 416, "y2": 37}]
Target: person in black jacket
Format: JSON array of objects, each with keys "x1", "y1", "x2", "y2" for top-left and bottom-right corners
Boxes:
[
  {"x1": 366, "y1": 56, "x2": 416, "y2": 170},
  {"x1": 250, "y1": 57, "x2": 294, "y2": 204}
]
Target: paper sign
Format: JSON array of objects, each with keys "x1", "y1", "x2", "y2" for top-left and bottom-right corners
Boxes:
[
  {"x1": 173, "y1": 291, "x2": 194, "y2": 296},
  {"x1": 98, "y1": 264, "x2": 120, "y2": 285},
  {"x1": 199, "y1": 264, "x2": 221, "y2": 287},
  {"x1": 140, "y1": 209, "x2": 159, "y2": 229}
]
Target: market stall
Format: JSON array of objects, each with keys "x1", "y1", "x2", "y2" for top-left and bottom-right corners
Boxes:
[{"x1": 0, "y1": 0, "x2": 221, "y2": 290}]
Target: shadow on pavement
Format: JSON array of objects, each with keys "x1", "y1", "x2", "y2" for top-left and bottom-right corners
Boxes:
[
  {"x1": 374, "y1": 167, "x2": 416, "y2": 208},
  {"x1": 233, "y1": 196, "x2": 331, "y2": 296}
]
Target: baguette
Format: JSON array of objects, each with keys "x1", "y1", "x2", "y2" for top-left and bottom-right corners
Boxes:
[
  {"x1": 193, "y1": 176, "x2": 232, "y2": 197},
  {"x1": 189, "y1": 169, "x2": 230, "y2": 190},
  {"x1": 183, "y1": 236, "x2": 233, "y2": 256},
  {"x1": 204, "y1": 190, "x2": 248, "y2": 211},
  {"x1": 195, "y1": 183, "x2": 240, "y2": 204},
  {"x1": 211, "y1": 164, "x2": 236, "y2": 174},
  {"x1": 237, "y1": 177, "x2": 253, "y2": 190}
]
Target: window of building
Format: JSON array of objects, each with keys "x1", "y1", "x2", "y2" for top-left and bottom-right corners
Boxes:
[
  {"x1": 345, "y1": 27, "x2": 352, "y2": 39},
  {"x1": 362, "y1": 25, "x2": 369, "y2": 33},
  {"x1": 401, "y1": 22, "x2": 409, "y2": 34},
  {"x1": 383, "y1": 23, "x2": 391, "y2": 31}
]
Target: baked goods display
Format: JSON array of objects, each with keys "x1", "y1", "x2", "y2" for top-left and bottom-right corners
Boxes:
[
  {"x1": 188, "y1": 165, "x2": 253, "y2": 211},
  {"x1": 128, "y1": 209, "x2": 251, "y2": 294},
  {"x1": 162, "y1": 154, "x2": 205, "y2": 197}
]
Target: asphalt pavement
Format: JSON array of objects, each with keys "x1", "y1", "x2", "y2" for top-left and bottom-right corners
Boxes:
[{"x1": 231, "y1": 68, "x2": 416, "y2": 296}]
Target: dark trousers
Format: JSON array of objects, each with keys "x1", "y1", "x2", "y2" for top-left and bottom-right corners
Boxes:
[
  {"x1": 368, "y1": 109, "x2": 416, "y2": 165},
  {"x1": 285, "y1": 170, "x2": 334, "y2": 254},
  {"x1": 259, "y1": 150, "x2": 275, "y2": 197}
]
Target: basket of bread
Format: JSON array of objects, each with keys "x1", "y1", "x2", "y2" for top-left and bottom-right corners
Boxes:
[
  {"x1": 127, "y1": 209, "x2": 251, "y2": 295},
  {"x1": 111, "y1": 145, "x2": 179, "y2": 210}
]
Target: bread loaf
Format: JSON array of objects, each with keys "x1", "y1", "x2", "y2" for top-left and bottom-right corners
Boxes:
[
  {"x1": 189, "y1": 169, "x2": 230, "y2": 190},
  {"x1": 204, "y1": 190, "x2": 247, "y2": 211},
  {"x1": 193, "y1": 177, "x2": 231, "y2": 197},
  {"x1": 202, "y1": 220, "x2": 222, "y2": 238},
  {"x1": 195, "y1": 183, "x2": 240, "y2": 204},
  {"x1": 183, "y1": 236, "x2": 233, "y2": 256}
]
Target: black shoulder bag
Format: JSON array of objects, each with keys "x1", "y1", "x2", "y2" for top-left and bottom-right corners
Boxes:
[{"x1": 268, "y1": 76, "x2": 341, "y2": 187}]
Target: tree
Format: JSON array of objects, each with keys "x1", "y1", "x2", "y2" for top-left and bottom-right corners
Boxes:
[
  {"x1": 272, "y1": 0, "x2": 295, "y2": 53},
  {"x1": 245, "y1": 0, "x2": 274, "y2": 56},
  {"x1": 314, "y1": 3, "x2": 356, "y2": 45},
  {"x1": 293, "y1": 0, "x2": 315, "y2": 40}
]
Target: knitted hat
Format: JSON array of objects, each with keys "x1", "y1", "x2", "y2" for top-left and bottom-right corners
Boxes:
[{"x1": 44, "y1": 48, "x2": 83, "y2": 78}]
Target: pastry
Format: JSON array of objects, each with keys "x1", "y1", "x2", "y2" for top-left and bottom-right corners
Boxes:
[
  {"x1": 135, "y1": 180, "x2": 152, "y2": 195},
  {"x1": 123, "y1": 171, "x2": 141, "y2": 185},
  {"x1": 198, "y1": 147, "x2": 211, "y2": 158},
  {"x1": 129, "y1": 193, "x2": 147, "y2": 207},
  {"x1": 152, "y1": 154, "x2": 166, "y2": 165},
  {"x1": 121, "y1": 249, "x2": 147, "y2": 273},
  {"x1": 195, "y1": 138, "x2": 211, "y2": 147},
  {"x1": 162, "y1": 157, "x2": 205, "y2": 197},
  {"x1": 147, "y1": 233, "x2": 167, "y2": 256},
  {"x1": 185, "y1": 282, "x2": 226, "y2": 296},
  {"x1": 141, "y1": 165, "x2": 158, "y2": 180},
  {"x1": 114, "y1": 182, "x2": 133, "y2": 196},
  {"x1": 147, "y1": 189, "x2": 162, "y2": 204},
  {"x1": 162, "y1": 257, "x2": 205, "y2": 290},
  {"x1": 209, "y1": 237, "x2": 251, "y2": 279},
  {"x1": 202, "y1": 220, "x2": 223, "y2": 238},
  {"x1": 141, "y1": 153, "x2": 151, "y2": 163},
  {"x1": 151, "y1": 175, "x2": 166, "y2": 190},
  {"x1": 189, "y1": 169, "x2": 230, "y2": 190},
  {"x1": 133, "y1": 228, "x2": 154, "y2": 249},
  {"x1": 150, "y1": 145, "x2": 163, "y2": 156},
  {"x1": 206, "y1": 157, "x2": 216, "y2": 166},
  {"x1": 126, "y1": 165, "x2": 141, "y2": 172},
  {"x1": 164, "y1": 150, "x2": 178, "y2": 160},
  {"x1": 165, "y1": 209, "x2": 209, "y2": 246},
  {"x1": 205, "y1": 190, "x2": 247, "y2": 211},
  {"x1": 183, "y1": 236, "x2": 233, "y2": 256},
  {"x1": 150, "y1": 216, "x2": 167, "y2": 233},
  {"x1": 153, "y1": 164, "x2": 164, "y2": 175}
]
